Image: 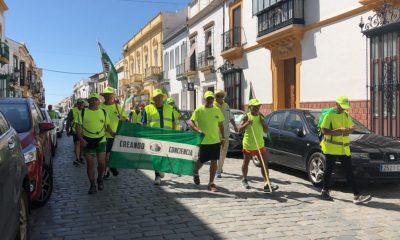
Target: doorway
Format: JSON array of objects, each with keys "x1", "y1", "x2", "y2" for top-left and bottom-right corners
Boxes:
[{"x1": 284, "y1": 58, "x2": 296, "y2": 109}]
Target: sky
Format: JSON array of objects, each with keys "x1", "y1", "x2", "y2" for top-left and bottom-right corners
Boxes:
[{"x1": 5, "y1": 0, "x2": 190, "y2": 105}]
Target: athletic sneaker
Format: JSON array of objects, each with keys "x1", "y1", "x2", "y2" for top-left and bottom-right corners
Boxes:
[
  {"x1": 321, "y1": 190, "x2": 333, "y2": 201},
  {"x1": 193, "y1": 174, "x2": 200, "y2": 185},
  {"x1": 88, "y1": 184, "x2": 97, "y2": 194},
  {"x1": 207, "y1": 183, "x2": 218, "y2": 192},
  {"x1": 216, "y1": 171, "x2": 222, "y2": 178},
  {"x1": 241, "y1": 179, "x2": 250, "y2": 189},
  {"x1": 103, "y1": 169, "x2": 110, "y2": 180},
  {"x1": 97, "y1": 179, "x2": 104, "y2": 191},
  {"x1": 73, "y1": 159, "x2": 80, "y2": 166},
  {"x1": 353, "y1": 194, "x2": 371, "y2": 204},
  {"x1": 159, "y1": 172, "x2": 165, "y2": 178},
  {"x1": 110, "y1": 168, "x2": 119, "y2": 176},
  {"x1": 154, "y1": 176, "x2": 161, "y2": 185},
  {"x1": 263, "y1": 183, "x2": 279, "y2": 192}
]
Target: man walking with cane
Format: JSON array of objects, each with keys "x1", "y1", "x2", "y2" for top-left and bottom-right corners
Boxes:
[
  {"x1": 214, "y1": 89, "x2": 238, "y2": 178},
  {"x1": 319, "y1": 96, "x2": 371, "y2": 204},
  {"x1": 238, "y1": 99, "x2": 278, "y2": 192}
]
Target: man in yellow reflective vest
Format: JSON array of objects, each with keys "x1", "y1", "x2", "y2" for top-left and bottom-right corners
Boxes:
[
  {"x1": 166, "y1": 97, "x2": 181, "y2": 131},
  {"x1": 66, "y1": 98, "x2": 85, "y2": 166},
  {"x1": 101, "y1": 87, "x2": 128, "y2": 178},
  {"x1": 129, "y1": 104, "x2": 142, "y2": 124},
  {"x1": 320, "y1": 96, "x2": 371, "y2": 204},
  {"x1": 142, "y1": 89, "x2": 176, "y2": 185}
]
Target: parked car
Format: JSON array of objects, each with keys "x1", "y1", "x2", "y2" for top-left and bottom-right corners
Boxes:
[
  {"x1": 52, "y1": 110, "x2": 64, "y2": 138},
  {"x1": 41, "y1": 108, "x2": 58, "y2": 157},
  {"x1": 261, "y1": 109, "x2": 400, "y2": 186},
  {"x1": 0, "y1": 98, "x2": 55, "y2": 207},
  {"x1": 179, "y1": 110, "x2": 193, "y2": 131},
  {"x1": 0, "y1": 110, "x2": 30, "y2": 240},
  {"x1": 228, "y1": 109, "x2": 245, "y2": 153}
]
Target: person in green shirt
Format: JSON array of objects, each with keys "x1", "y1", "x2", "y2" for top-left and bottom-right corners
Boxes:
[
  {"x1": 129, "y1": 104, "x2": 142, "y2": 124},
  {"x1": 66, "y1": 98, "x2": 85, "y2": 166},
  {"x1": 166, "y1": 97, "x2": 182, "y2": 131},
  {"x1": 238, "y1": 99, "x2": 278, "y2": 192},
  {"x1": 320, "y1": 96, "x2": 371, "y2": 204},
  {"x1": 48, "y1": 105, "x2": 58, "y2": 120},
  {"x1": 100, "y1": 87, "x2": 128, "y2": 179},
  {"x1": 75, "y1": 92, "x2": 114, "y2": 194},
  {"x1": 189, "y1": 91, "x2": 224, "y2": 192}
]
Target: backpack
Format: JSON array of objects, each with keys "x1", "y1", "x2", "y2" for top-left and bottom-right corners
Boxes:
[
  {"x1": 317, "y1": 107, "x2": 336, "y2": 141},
  {"x1": 81, "y1": 108, "x2": 107, "y2": 136}
]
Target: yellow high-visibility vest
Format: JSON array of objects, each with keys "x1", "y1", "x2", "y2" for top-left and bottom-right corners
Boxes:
[
  {"x1": 320, "y1": 112, "x2": 353, "y2": 156},
  {"x1": 145, "y1": 104, "x2": 174, "y2": 129}
]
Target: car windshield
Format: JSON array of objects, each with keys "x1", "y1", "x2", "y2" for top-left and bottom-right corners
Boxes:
[
  {"x1": 306, "y1": 110, "x2": 371, "y2": 134},
  {"x1": 231, "y1": 110, "x2": 245, "y2": 124},
  {"x1": 0, "y1": 103, "x2": 31, "y2": 133}
]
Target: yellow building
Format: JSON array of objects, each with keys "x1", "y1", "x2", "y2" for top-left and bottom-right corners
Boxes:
[{"x1": 122, "y1": 10, "x2": 187, "y2": 105}]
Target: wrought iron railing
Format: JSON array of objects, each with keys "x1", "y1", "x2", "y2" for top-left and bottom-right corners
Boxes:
[
  {"x1": 197, "y1": 49, "x2": 213, "y2": 69},
  {"x1": 144, "y1": 66, "x2": 161, "y2": 78},
  {"x1": 257, "y1": 0, "x2": 304, "y2": 37},
  {"x1": 222, "y1": 27, "x2": 244, "y2": 51},
  {"x1": 176, "y1": 63, "x2": 186, "y2": 78}
]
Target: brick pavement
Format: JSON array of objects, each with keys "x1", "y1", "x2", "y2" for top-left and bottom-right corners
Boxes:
[{"x1": 30, "y1": 134, "x2": 400, "y2": 240}]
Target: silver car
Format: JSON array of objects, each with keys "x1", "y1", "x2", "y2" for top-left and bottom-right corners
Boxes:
[{"x1": 41, "y1": 108, "x2": 58, "y2": 157}]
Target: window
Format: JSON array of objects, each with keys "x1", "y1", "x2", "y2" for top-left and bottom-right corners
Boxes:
[
  {"x1": 0, "y1": 103, "x2": 31, "y2": 133},
  {"x1": 181, "y1": 41, "x2": 187, "y2": 64},
  {"x1": 164, "y1": 52, "x2": 169, "y2": 72},
  {"x1": 205, "y1": 31, "x2": 212, "y2": 56},
  {"x1": 283, "y1": 112, "x2": 303, "y2": 132},
  {"x1": 0, "y1": 112, "x2": 10, "y2": 135},
  {"x1": 169, "y1": 50, "x2": 174, "y2": 70},
  {"x1": 188, "y1": 39, "x2": 196, "y2": 71},
  {"x1": 223, "y1": 70, "x2": 242, "y2": 109},
  {"x1": 20, "y1": 61, "x2": 26, "y2": 86},
  {"x1": 268, "y1": 112, "x2": 286, "y2": 129},
  {"x1": 154, "y1": 48, "x2": 158, "y2": 66},
  {"x1": 175, "y1": 47, "x2": 180, "y2": 67}
]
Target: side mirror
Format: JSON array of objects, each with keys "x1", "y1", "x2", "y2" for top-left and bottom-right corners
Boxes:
[
  {"x1": 294, "y1": 128, "x2": 305, "y2": 137},
  {"x1": 39, "y1": 122, "x2": 55, "y2": 132}
]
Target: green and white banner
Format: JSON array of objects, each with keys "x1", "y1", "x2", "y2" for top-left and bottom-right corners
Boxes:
[{"x1": 109, "y1": 122, "x2": 204, "y2": 176}]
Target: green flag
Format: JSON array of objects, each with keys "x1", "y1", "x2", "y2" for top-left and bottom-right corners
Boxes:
[
  {"x1": 109, "y1": 122, "x2": 204, "y2": 176},
  {"x1": 97, "y1": 41, "x2": 118, "y2": 89}
]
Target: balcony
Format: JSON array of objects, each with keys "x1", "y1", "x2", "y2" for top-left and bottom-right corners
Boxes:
[
  {"x1": 256, "y1": 0, "x2": 305, "y2": 49},
  {"x1": 185, "y1": 53, "x2": 198, "y2": 78},
  {"x1": 256, "y1": 0, "x2": 304, "y2": 37},
  {"x1": 176, "y1": 63, "x2": 187, "y2": 80},
  {"x1": 197, "y1": 49, "x2": 214, "y2": 73},
  {"x1": 0, "y1": 42, "x2": 10, "y2": 65},
  {"x1": 144, "y1": 66, "x2": 162, "y2": 81},
  {"x1": 132, "y1": 74, "x2": 143, "y2": 83},
  {"x1": 221, "y1": 27, "x2": 245, "y2": 61},
  {"x1": 160, "y1": 71, "x2": 169, "y2": 84}
]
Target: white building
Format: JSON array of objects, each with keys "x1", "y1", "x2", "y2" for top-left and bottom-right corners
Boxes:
[
  {"x1": 184, "y1": 0, "x2": 226, "y2": 110},
  {"x1": 73, "y1": 79, "x2": 93, "y2": 100},
  {"x1": 219, "y1": 0, "x2": 399, "y2": 139},
  {"x1": 162, "y1": 7, "x2": 188, "y2": 110}
]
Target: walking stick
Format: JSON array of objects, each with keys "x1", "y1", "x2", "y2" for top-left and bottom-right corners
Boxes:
[{"x1": 250, "y1": 125, "x2": 272, "y2": 192}]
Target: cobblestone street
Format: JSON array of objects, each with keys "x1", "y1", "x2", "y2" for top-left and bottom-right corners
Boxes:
[{"x1": 30, "y1": 134, "x2": 400, "y2": 240}]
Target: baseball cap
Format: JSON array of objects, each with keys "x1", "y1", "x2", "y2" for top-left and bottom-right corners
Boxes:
[
  {"x1": 88, "y1": 92, "x2": 100, "y2": 100},
  {"x1": 215, "y1": 89, "x2": 226, "y2": 97},
  {"x1": 153, "y1": 88, "x2": 166, "y2": 98},
  {"x1": 166, "y1": 97, "x2": 175, "y2": 104},
  {"x1": 336, "y1": 96, "x2": 350, "y2": 110},
  {"x1": 248, "y1": 99, "x2": 261, "y2": 106},
  {"x1": 204, "y1": 91, "x2": 215, "y2": 99},
  {"x1": 102, "y1": 86, "x2": 114, "y2": 94}
]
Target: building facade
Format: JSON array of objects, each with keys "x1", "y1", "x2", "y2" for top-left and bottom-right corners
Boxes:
[
  {"x1": 219, "y1": 0, "x2": 399, "y2": 139},
  {"x1": 162, "y1": 8, "x2": 188, "y2": 110},
  {"x1": 122, "y1": 10, "x2": 187, "y2": 105},
  {"x1": 184, "y1": 0, "x2": 225, "y2": 110}
]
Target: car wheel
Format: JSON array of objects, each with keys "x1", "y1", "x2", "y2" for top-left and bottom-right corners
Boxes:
[
  {"x1": 307, "y1": 152, "x2": 326, "y2": 187},
  {"x1": 33, "y1": 164, "x2": 53, "y2": 207},
  {"x1": 15, "y1": 188, "x2": 29, "y2": 240}
]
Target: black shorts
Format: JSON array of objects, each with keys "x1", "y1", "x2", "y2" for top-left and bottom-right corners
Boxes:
[
  {"x1": 199, "y1": 143, "x2": 221, "y2": 163},
  {"x1": 72, "y1": 134, "x2": 79, "y2": 142},
  {"x1": 106, "y1": 138, "x2": 114, "y2": 153}
]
